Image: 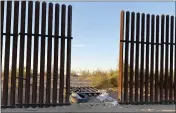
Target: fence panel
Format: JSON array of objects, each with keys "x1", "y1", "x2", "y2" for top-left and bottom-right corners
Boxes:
[
  {"x1": 119, "y1": 11, "x2": 176, "y2": 104},
  {"x1": 1, "y1": 1, "x2": 72, "y2": 108}
]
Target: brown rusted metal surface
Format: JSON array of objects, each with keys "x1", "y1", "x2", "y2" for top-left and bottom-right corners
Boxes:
[
  {"x1": 32, "y1": 1, "x2": 40, "y2": 104},
  {"x1": 59, "y1": 4, "x2": 66, "y2": 104},
  {"x1": 140, "y1": 13, "x2": 145, "y2": 103},
  {"x1": 160, "y1": 15, "x2": 165, "y2": 103},
  {"x1": 39, "y1": 2, "x2": 46, "y2": 105},
  {"x1": 145, "y1": 14, "x2": 150, "y2": 103},
  {"x1": 46, "y1": 3, "x2": 53, "y2": 104},
  {"x1": 129, "y1": 12, "x2": 135, "y2": 103},
  {"x1": 10, "y1": 1, "x2": 19, "y2": 106},
  {"x1": 1, "y1": 1, "x2": 4, "y2": 62},
  {"x1": 165, "y1": 15, "x2": 169, "y2": 103},
  {"x1": 3, "y1": 1, "x2": 12, "y2": 107},
  {"x1": 118, "y1": 10, "x2": 124, "y2": 101},
  {"x1": 18, "y1": 1, "x2": 26, "y2": 105},
  {"x1": 155, "y1": 15, "x2": 159, "y2": 103},
  {"x1": 52, "y1": 3, "x2": 60, "y2": 105},
  {"x1": 65, "y1": 5, "x2": 72, "y2": 103},
  {"x1": 135, "y1": 13, "x2": 140, "y2": 103},
  {"x1": 123, "y1": 11, "x2": 130, "y2": 103},
  {"x1": 174, "y1": 16, "x2": 176, "y2": 103},
  {"x1": 169, "y1": 16, "x2": 174, "y2": 103},
  {"x1": 150, "y1": 15, "x2": 155, "y2": 103},
  {"x1": 25, "y1": 1, "x2": 33, "y2": 105}
]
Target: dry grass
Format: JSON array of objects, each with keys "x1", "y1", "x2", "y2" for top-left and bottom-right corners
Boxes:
[{"x1": 77, "y1": 69, "x2": 119, "y2": 89}]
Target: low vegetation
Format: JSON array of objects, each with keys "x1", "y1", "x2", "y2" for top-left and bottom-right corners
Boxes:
[{"x1": 77, "y1": 69, "x2": 119, "y2": 89}]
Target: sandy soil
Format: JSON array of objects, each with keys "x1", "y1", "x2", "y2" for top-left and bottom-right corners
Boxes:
[{"x1": 1, "y1": 104, "x2": 176, "y2": 112}]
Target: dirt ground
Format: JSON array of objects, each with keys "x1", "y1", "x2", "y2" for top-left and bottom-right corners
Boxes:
[
  {"x1": 1, "y1": 76, "x2": 176, "y2": 112},
  {"x1": 1, "y1": 104, "x2": 176, "y2": 112}
]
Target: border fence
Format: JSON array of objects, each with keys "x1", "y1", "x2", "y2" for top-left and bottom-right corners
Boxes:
[
  {"x1": 1, "y1": 1, "x2": 72, "y2": 108},
  {"x1": 118, "y1": 11, "x2": 176, "y2": 104}
]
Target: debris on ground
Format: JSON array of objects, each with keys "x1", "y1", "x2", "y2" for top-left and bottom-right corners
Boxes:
[
  {"x1": 70, "y1": 86, "x2": 101, "y2": 97},
  {"x1": 96, "y1": 91, "x2": 119, "y2": 106},
  {"x1": 69, "y1": 92, "x2": 89, "y2": 103},
  {"x1": 69, "y1": 87, "x2": 119, "y2": 107}
]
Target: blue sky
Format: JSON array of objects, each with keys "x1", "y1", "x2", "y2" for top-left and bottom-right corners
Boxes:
[{"x1": 1, "y1": 1, "x2": 175, "y2": 72}]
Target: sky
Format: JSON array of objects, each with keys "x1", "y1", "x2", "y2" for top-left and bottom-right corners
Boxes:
[{"x1": 1, "y1": 1, "x2": 175, "y2": 72}]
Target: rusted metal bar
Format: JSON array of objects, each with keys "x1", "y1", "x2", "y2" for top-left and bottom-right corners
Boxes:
[
  {"x1": 160, "y1": 15, "x2": 165, "y2": 103},
  {"x1": 59, "y1": 4, "x2": 66, "y2": 104},
  {"x1": 129, "y1": 12, "x2": 135, "y2": 103},
  {"x1": 52, "y1": 3, "x2": 60, "y2": 104},
  {"x1": 174, "y1": 17, "x2": 176, "y2": 103},
  {"x1": 32, "y1": 1, "x2": 40, "y2": 104},
  {"x1": 65, "y1": 5, "x2": 72, "y2": 103},
  {"x1": 124, "y1": 11, "x2": 130, "y2": 103},
  {"x1": 10, "y1": 1, "x2": 19, "y2": 106},
  {"x1": 140, "y1": 13, "x2": 145, "y2": 103},
  {"x1": 155, "y1": 15, "x2": 160, "y2": 103},
  {"x1": 145, "y1": 14, "x2": 150, "y2": 102},
  {"x1": 135, "y1": 12, "x2": 140, "y2": 103},
  {"x1": 1, "y1": 1, "x2": 4, "y2": 62},
  {"x1": 39, "y1": 1, "x2": 46, "y2": 105},
  {"x1": 169, "y1": 16, "x2": 174, "y2": 103},
  {"x1": 150, "y1": 15, "x2": 155, "y2": 103},
  {"x1": 118, "y1": 10, "x2": 124, "y2": 101},
  {"x1": 18, "y1": 1, "x2": 26, "y2": 105},
  {"x1": 3, "y1": 1, "x2": 12, "y2": 107},
  {"x1": 25, "y1": 1, "x2": 33, "y2": 104},
  {"x1": 46, "y1": 3, "x2": 53, "y2": 104},
  {"x1": 165, "y1": 15, "x2": 169, "y2": 103}
]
